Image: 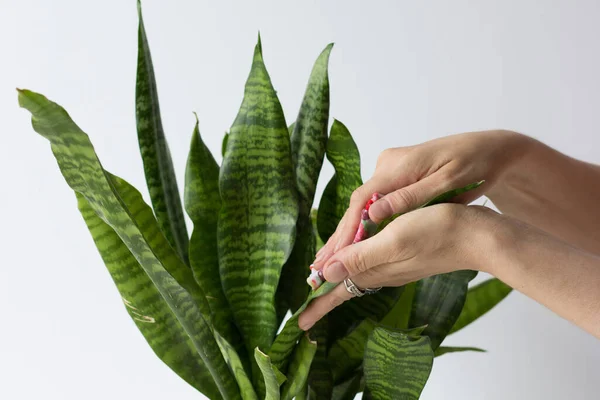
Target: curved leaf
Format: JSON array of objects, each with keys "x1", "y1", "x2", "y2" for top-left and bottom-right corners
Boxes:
[
  {"x1": 434, "y1": 346, "x2": 485, "y2": 357},
  {"x1": 18, "y1": 89, "x2": 240, "y2": 399},
  {"x1": 307, "y1": 319, "x2": 333, "y2": 399},
  {"x1": 364, "y1": 327, "x2": 433, "y2": 400},
  {"x1": 255, "y1": 349, "x2": 286, "y2": 400},
  {"x1": 409, "y1": 270, "x2": 478, "y2": 350},
  {"x1": 218, "y1": 37, "x2": 299, "y2": 382},
  {"x1": 449, "y1": 278, "x2": 512, "y2": 334},
  {"x1": 328, "y1": 319, "x2": 375, "y2": 383},
  {"x1": 380, "y1": 282, "x2": 416, "y2": 330},
  {"x1": 278, "y1": 43, "x2": 333, "y2": 317},
  {"x1": 317, "y1": 120, "x2": 361, "y2": 243},
  {"x1": 269, "y1": 282, "x2": 337, "y2": 373},
  {"x1": 135, "y1": 1, "x2": 189, "y2": 262},
  {"x1": 331, "y1": 373, "x2": 363, "y2": 400},
  {"x1": 281, "y1": 335, "x2": 317, "y2": 400},
  {"x1": 185, "y1": 116, "x2": 242, "y2": 352},
  {"x1": 77, "y1": 194, "x2": 220, "y2": 399},
  {"x1": 215, "y1": 331, "x2": 258, "y2": 400}
]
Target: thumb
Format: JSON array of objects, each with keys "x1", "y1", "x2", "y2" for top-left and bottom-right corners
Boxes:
[
  {"x1": 322, "y1": 232, "x2": 394, "y2": 283},
  {"x1": 368, "y1": 171, "x2": 455, "y2": 222}
]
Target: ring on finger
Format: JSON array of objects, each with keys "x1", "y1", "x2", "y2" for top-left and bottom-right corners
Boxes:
[{"x1": 343, "y1": 277, "x2": 382, "y2": 298}]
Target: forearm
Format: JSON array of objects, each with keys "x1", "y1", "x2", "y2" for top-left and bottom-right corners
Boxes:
[
  {"x1": 488, "y1": 136, "x2": 600, "y2": 255},
  {"x1": 479, "y1": 212, "x2": 600, "y2": 339}
]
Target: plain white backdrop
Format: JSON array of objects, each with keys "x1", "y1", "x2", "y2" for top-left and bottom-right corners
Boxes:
[{"x1": 1, "y1": 0, "x2": 599, "y2": 398}]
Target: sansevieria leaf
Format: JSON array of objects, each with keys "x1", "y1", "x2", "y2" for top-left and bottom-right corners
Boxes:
[
  {"x1": 278, "y1": 43, "x2": 333, "y2": 315},
  {"x1": 307, "y1": 319, "x2": 333, "y2": 399},
  {"x1": 18, "y1": 89, "x2": 240, "y2": 399},
  {"x1": 255, "y1": 349, "x2": 287, "y2": 400},
  {"x1": 77, "y1": 194, "x2": 220, "y2": 399},
  {"x1": 215, "y1": 331, "x2": 258, "y2": 400},
  {"x1": 434, "y1": 346, "x2": 485, "y2": 357},
  {"x1": 218, "y1": 36, "x2": 299, "y2": 377},
  {"x1": 449, "y1": 277, "x2": 512, "y2": 334},
  {"x1": 363, "y1": 326, "x2": 434, "y2": 400},
  {"x1": 135, "y1": 1, "x2": 189, "y2": 263},
  {"x1": 317, "y1": 120, "x2": 362, "y2": 243},
  {"x1": 409, "y1": 269, "x2": 478, "y2": 350},
  {"x1": 270, "y1": 282, "x2": 337, "y2": 373},
  {"x1": 185, "y1": 115, "x2": 242, "y2": 353},
  {"x1": 281, "y1": 334, "x2": 317, "y2": 400}
]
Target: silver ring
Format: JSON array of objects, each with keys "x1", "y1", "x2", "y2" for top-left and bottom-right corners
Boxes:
[{"x1": 344, "y1": 278, "x2": 382, "y2": 298}]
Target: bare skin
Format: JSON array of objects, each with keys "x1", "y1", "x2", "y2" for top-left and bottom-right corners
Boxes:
[{"x1": 298, "y1": 130, "x2": 600, "y2": 338}]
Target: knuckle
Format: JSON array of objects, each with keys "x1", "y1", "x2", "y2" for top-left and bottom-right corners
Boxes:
[
  {"x1": 347, "y1": 250, "x2": 369, "y2": 274},
  {"x1": 350, "y1": 187, "x2": 367, "y2": 205},
  {"x1": 390, "y1": 187, "x2": 418, "y2": 211},
  {"x1": 327, "y1": 293, "x2": 346, "y2": 309},
  {"x1": 377, "y1": 148, "x2": 395, "y2": 165}
]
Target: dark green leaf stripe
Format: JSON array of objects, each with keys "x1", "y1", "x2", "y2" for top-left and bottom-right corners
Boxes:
[
  {"x1": 77, "y1": 194, "x2": 220, "y2": 399},
  {"x1": 281, "y1": 335, "x2": 317, "y2": 400},
  {"x1": 255, "y1": 349, "x2": 286, "y2": 400},
  {"x1": 364, "y1": 327, "x2": 433, "y2": 400},
  {"x1": 218, "y1": 36, "x2": 299, "y2": 381},
  {"x1": 434, "y1": 346, "x2": 485, "y2": 357},
  {"x1": 269, "y1": 282, "x2": 336, "y2": 372},
  {"x1": 278, "y1": 44, "x2": 333, "y2": 317},
  {"x1": 317, "y1": 120, "x2": 362, "y2": 243},
  {"x1": 135, "y1": 1, "x2": 189, "y2": 263},
  {"x1": 409, "y1": 270, "x2": 477, "y2": 350},
  {"x1": 185, "y1": 116, "x2": 242, "y2": 351},
  {"x1": 18, "y1": 89, "x2": 240, "y2": 399},
  {"x1": 215, "y1": 331, "x2": 258, "y2": 400},
  {"x1": 449, "y1": 278, "x2": 512, "y2": 334}
]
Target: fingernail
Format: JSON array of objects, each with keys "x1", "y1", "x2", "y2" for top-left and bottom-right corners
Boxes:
[
  {"x1": 368, "y1": 198, "x2": 392, "y2": 222},
  {"x1": 324, "y1": 261, "x2": 348, "y2": 282}
]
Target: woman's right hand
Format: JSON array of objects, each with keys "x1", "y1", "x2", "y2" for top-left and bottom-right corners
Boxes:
[{"x1": 313, "y1": 129, "x2": 533, "y2": 269}]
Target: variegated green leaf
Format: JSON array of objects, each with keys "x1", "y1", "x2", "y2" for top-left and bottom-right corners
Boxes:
[
  {"x1": 255, "y1": 349, "x2": 286, "y2": 400},
  {"x1": 77, "y1": 194, "x2": 220, "y2": 399},
  {"x1": 380, "y1": 282, "x2": 416, "y2": 330},
  {"x1": 18, "y1": 89, "x2": 240, "y2": 399},
  {"x1": 218, "y1": 37, "x2": 299, "y2": 384},
  {"x1": 409, "y1": 270, "x2": 478, "y2": 350},
  {"x1": 269, "y1": 282, "x2": 337, "y2": 373},
  {"x1": 364, "y1": 327, "x2": 433, "y2": 400},
  {"x1": 215, "y1": 331, "x2": 258, "y2": 400},
  {"x1": 281, "y1": 335, "x2": 317, "y2": 400},
  {"x1": 135, "y1": 1, "x2": 189, "y2": 263},
  {"x1": 331, "y1": 373, "x2": 363, "y2": 400},
  {"x1": 449, "y1": 278, "x2": 512, "y2": 334},
  {"x1": 185, "y1": 116, "x2": 242, "y2": 352},
  {"x1": 328, "y1": 319, "x2": 375, "y2": 383},
  {"x1": 311, "y1": 209, "x2": 325, "y2": 252},
  {"x1": 434, "y1": 346, "x2": 485, "y2": 357},
  {"x1": 278, "y1": 44, "x2": 333, "y2": 315},
  {"x1": 317, "y1": 120, "x2": 361, "y2": 243}
]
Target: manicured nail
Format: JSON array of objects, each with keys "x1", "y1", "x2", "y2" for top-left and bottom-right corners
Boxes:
[{"x1": 324, "y1": 261, "x2": 348, "y2": 282}]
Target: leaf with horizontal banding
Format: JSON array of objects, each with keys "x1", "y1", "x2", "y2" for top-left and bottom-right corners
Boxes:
[
  {"x1": 278, "y1": 44, "x2": 333, "y2": 317},
  {"x1": 135, "y1": 1, "x2": 189, "y2": 263},
  {"x1": 317, "y1": 120, "x2": 361, "y2": 243},
  {"x1": 255, "y1": 349, "x2": 286, "y2": 400},
  {"x1": 215, "y1": 331, "x2": 258, "y2": 400},
  {"x1": 311, "y1": 209, "x2": 325, "y2": 252},
  {"x1": 434, "y1": 346, "x2": 486, "y2": 357},
  {"x1": 328, "y1": 319, "x2": 375, "y2": 383},
  {"x1": 449, "y1": 278, "x2": 512, "y2": 334},
  {"x1": 409, "y1": 270, "x2": 478, "y2": 350},
  {"x1": 281, "y1": 334, "x2": 317, "y2": 400},
  {"x1": 218, "y1": 36, "x2": 299, "y2": 386},
  {"x1": 363, "y1": 326, "x2": 434, "y2": 400},
  {"x1": 185, "y1": 116, "x2": 243, "y2": 356},
  {"x1": 269, "y1": 282, "x2": 336, "y2": 373},
  {"x1": 76, "y1": 194, "x2": 220, "y2": 399},
  {"x1": 18, "y1": 89, "x2": 240, "y2": 399}
]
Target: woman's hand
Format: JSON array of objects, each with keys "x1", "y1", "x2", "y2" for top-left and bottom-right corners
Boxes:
[
  {"x1": 298, "y1": 203, "x2": 500, "y2": 331},
  {"x1": 312, "y1": 130, "x2": 532, "y2": 271}
]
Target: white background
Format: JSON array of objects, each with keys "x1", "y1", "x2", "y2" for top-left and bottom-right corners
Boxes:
[{"x1": 1, "y1": 0, "x2": 599, "y2": 399}]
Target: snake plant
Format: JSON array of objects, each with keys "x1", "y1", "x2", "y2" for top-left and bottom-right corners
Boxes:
[{"x1": 18, "y1": 2, "x2": 512, "y2": 399}]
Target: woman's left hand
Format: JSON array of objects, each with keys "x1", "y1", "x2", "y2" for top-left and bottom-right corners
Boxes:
[{"x1": 298, "y1": 203, "x2": 499, "y2": 331}]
